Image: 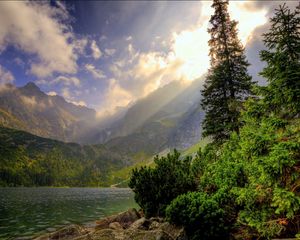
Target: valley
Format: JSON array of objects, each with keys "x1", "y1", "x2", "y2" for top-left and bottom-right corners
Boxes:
[{"x1": 0, "y1": 80, "x2": 206, "y2": 187}]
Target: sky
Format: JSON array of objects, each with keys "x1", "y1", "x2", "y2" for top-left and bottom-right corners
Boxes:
[{"x1": 0, "y1": 1, "x2": 298, "y2": 117}]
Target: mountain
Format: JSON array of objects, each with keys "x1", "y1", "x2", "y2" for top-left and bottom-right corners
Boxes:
[
  {"x1": 0, "y1": 79, "x2": 206, "y2": 187},
  {"x1": 89, "y1": 78, "x2": 205, "y2": 155},
  {"x1": 0, "y1": 82, "x2": 98, "y2": 142},
  {"x1": 0, "y1": 79, "x2": 205, "y2": 156},
  {"x1": 0, "y1": 126, "x2": 131, "y2": 187}
]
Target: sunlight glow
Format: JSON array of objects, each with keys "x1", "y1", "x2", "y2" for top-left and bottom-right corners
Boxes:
[
  {"x1": 229, "y1": 2, "x2": 268, "y2": 45},
  {"x1": 173, "y1": 27, "x2": 210, "y2": 81},
  {"x1": 171, "y1": 1, "x2": 268, "y2": 82}
]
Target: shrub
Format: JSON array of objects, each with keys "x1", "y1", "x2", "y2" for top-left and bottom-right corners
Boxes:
[
  {"x1": 166, "y1": 190, "x2": 232, "y2": 240},
  {"x1": 128, "y1": 149, "x2": 196, "y2": 218}
]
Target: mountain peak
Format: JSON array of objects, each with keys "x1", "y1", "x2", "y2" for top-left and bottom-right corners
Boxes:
[
  {"x1": 23, "y1": 82, "x2": 40, "y2": 91},
  {"x1": 20, "y1": 82, "x2": 45, "y2": 97}
]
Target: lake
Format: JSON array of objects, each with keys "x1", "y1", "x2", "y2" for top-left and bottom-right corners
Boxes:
[{"x1": 0, "y1": 188, "x2": 137, "y2": 240}]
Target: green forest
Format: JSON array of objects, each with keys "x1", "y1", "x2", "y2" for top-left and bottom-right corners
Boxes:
[
  {"x1": 129, "y1": 1, "x2": 300, "y2": 239},
  {"x1": 0, "y1": 127, "x2": 130, "y2": 187}
]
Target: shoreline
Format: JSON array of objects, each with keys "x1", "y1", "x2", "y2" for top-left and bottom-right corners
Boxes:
[{"x1": 32, "y1": 208, "x2": 186, "y2": 240}]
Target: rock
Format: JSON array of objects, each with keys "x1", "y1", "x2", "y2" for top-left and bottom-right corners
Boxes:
[
  {"x1": 149, "y1": 221, "x2": 160, "y2": 230},
  {"x1": 93, "y1": 229, "x2": 125, "y2": 240},
  {"x1": 34, "y1": 209, "x2": 186, "y2": 240},
  {"x1": 34, "y1": 225, "x2": 87, "y2": 240},
  {"x1": 92, "y1": 228, "x2": 172, "y2": 240},
  {"x1": 114, "y1": 208, "x2": 141, "y2": 228},
  {"x1": 129, "y1": 217, "x2": 151, "y2": 230},
  {"x1": 149, "y1": 217, "x2": 164, "y2": 223},
  {"x1": 138, "y1": 209, "x2": 144, "y2": 218},
  {"x1": 95, "y1": 208, "x2": 140, "y2": 230},
  {"x1": 109, "y1": 222, "x2": 124, "y2": 230},
  {"x1": 125, "y1": 229, "x2": 172, "y2": 240},
  {"x1": 159, "y1": 222, "x2": 187, "y2": 240},
  {"x1": 95, "y1": 218, "x2": 111, "y2": 230}
]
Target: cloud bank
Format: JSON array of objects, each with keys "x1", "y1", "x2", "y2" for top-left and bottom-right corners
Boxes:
[{"x1": 0, "y1": 1, "x2": 77, "y2": 78}]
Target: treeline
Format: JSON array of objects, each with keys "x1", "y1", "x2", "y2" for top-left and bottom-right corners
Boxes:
[
  {"x1": 129, "y1": 1, "x2": 300, "y2": 239},
  {"x1": 0, "y1": 127, "x2": 129, "y2": 187}
]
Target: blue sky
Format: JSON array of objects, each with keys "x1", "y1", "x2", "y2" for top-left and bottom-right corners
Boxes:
[{"x1": 0, "y1": 1, "x2": 298, "y2": 116}]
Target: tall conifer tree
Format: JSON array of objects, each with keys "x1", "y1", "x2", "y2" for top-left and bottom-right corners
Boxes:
[
  {"x1": 260, "y1": 4, "x2": 300, "y2": 117},
  {"x1": 201, "y1": 0, "x2": 253, "y2": 142}
]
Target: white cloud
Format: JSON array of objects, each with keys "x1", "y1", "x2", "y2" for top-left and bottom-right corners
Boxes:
[
  {"x1": 75, "y1": 37, "x2": 88, "y2": 55},
  {"x1": 104, "y1": 48, "x2": 116, "y2": 56},
  {"x1": 47, "y1": 91, "x2": 57, "y2": 96},
  {"x1": 166, "y1": 1, "x2": 268, "y2": 81},
  {"x1": 97, "y1": 1, "x2": 269, "y2": 115},
  {"x1": 54, "y1": 76, "x2": 81, "y2": 87},
  {"x1": 20, "y1": 95, "x2": 47, "y2": 110},
  {"x1": 61, "y1": 88, "x2": 71, "y2": 99},
  {"x1": 102, "y1": 50, "x2": 182, "y2": 115},
  {"x1": 60, "y1": 87, "x2": 86, "y2": 107},
  {"x1": 70, "y1": 100, "x2": 87, "y2": 107},
  {"x1": 37, "y1": 76, "x2": 81, "y2": 87},
  {"x1": 90, "y1": 40, "x2": 102, "y2": 59},
  {"x1": 85, "y1": 64, "x2": 106, "y2": 79},
  {"x1": 97, "y1": 78, "x2": 132, "y2": 118},
  {"x1": 0, "y1": 65, "x2": 14, "y2": 85},
  {"x1": 0, "y1": 2, "x2": 78, "y2": 78}
]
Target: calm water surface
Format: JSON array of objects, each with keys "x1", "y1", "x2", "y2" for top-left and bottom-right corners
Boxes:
[{"x1": 0, "y1": 188, "x2": 137, "y2": 239}]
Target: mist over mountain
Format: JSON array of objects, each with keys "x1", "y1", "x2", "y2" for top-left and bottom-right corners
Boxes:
[
  {"x1": 0, "y1": 82, "x2": 99, "y2": 143},
  {"x1": 89, "y1": 78, "x2": 205, "y2": 155},
  {"x1": 0, "y1": 79, "x2": 205, "y2": 155}
]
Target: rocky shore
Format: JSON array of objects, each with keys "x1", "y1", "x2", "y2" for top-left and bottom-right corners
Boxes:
[{"x1": 34, "y1": 208, "x2": 187, "y2": 240}]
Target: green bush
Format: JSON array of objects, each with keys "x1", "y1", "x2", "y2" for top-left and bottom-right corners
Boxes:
[
  {"x1": 166, "y1": 190, "x2": 232, "y2": 240},
  {"x1": 128, "y1": 150, "x2": 196, "y2": 217}
]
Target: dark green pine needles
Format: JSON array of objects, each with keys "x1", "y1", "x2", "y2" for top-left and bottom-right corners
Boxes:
[
  {"x1": 260, "y1": 3, "x2": 300, "y2": 117},
  {"x1": 201, "y1": 0, "x2": 254, "y2": 143}
]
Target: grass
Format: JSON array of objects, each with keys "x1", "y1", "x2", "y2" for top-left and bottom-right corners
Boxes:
[{"x1": 182, "y1": 137, "x2": 211, "y2": 156}]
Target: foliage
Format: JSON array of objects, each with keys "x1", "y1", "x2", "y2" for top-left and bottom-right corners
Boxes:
[
  {"x1": 166, "y1": 190, "x2": 233, "y2": 240},
  {"x1": 260, "y1": 4, "x2": 300, "y2": 116},
  {"x1": 201, "y1": 0, "x2": 253, "y2": 142},
  {"x1": 0, "y1": 127, "x2": 128, "y2": 187},
  {"x1": 130, "y1": 3, "x2": 300, "y2": 240},
  {"x1": 128, "y1": 150, "x2": 196, "y2": 218}
]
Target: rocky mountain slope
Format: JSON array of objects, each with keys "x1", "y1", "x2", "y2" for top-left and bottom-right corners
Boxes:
[
  {"x1": 90, "y1": 78, "x2": 205, "y2": 155},
  {"x1": 0, "y1": 82, "x2": 97, "y2": 142},
  {"x1": 0, "y1": 79, "x2": 205, "y2": 156}
]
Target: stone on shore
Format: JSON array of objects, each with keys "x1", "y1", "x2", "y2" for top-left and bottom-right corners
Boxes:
[{"x1": 34, "y1": 208, "x2": 187, "y2": 240}]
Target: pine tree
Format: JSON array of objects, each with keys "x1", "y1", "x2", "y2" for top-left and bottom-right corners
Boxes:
[
  {"x1": 260, "y1": 3, "x2": 300, "y2": 117},
  {"x1": 201, "y1": 0, "x2": 253, "y2": 142}
]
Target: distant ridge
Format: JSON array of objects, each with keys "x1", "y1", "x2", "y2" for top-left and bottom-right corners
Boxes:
[{"x1": 0, "y1": 82, "x2": 97, "y2": 142}]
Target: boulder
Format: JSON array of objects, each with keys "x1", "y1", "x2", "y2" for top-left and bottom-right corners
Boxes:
[
  {"x1": 149, "y1": 221, "x2": 160, "y2": 230},
  {"x1": 34, "y1": 209, "x2": 186, "y2": 240},
  {"x1": 114, "y1": 208, "x2": 141, "y2": 228},
  {"x1": 109, "y1": 222, "x2": 124, "y2": 230},
  {"x1": 34, "y1": 225, "x2": 87, "y2": 240},
  {"x1": 149, "y1": 217, "x2": 164, "y2": 223},
  {"x1": 129, "y1": 217, "x2": 151, "y2": 230},
  {"x1": 95, "y1": 208, "x2": 140, "y2": 230},
  {"x1": 92, "y1": 228, "x2": 172, "y2": 240},
  {"x1": 159, "y1": 222, "x2": 187, "y2": 240},
  {"x1": 125, "y1": 229, "x2": 172, "y2": 240},
  {"x1": 95, "y1": 218, "x2": 111, "y2": 230}
]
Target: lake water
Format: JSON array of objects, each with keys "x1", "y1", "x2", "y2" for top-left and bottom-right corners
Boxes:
[{"x1": 0, "y1": 188, "x2": 137, "y2": 240}]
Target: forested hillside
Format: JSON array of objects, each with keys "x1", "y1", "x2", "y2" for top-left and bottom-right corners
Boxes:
[{"x1": 0, "y1": 127, "x2": 130, "y2": 187}]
